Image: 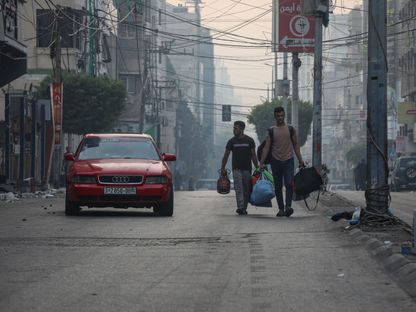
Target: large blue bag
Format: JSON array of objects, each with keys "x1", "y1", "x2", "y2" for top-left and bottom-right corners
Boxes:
[{"x1": 250, "y1": 173, "x2": 275, "y2": 206}]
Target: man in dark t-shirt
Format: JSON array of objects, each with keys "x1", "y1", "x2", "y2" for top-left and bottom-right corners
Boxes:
[{"x1": 221, "y1": 121, "x2": 258, "y2": 215}]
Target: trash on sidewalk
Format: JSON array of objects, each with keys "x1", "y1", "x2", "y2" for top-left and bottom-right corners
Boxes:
[
  {"x1": 331, "y1": 211, "x2": 354, "y2": 222},
  {"x1": 330, "y1": 207, "x2": 362, "y2": 225},
  {"x1": 349, "y1": 207, "x2": 361, "y2": 225},
  {"x1": 400, "y1": 242, "x2": 412, "y2": 255},
  {"x1": 1, "y1": 192, "x2": 19, "y2": 202}
]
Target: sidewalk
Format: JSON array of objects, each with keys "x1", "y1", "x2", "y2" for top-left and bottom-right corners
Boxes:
[
  {"x1": 0, "y1": 188, "x2": 66, "y2": 202},
  {"x1": 310, "y1": 190, "x2": 416, "y2": 298}
]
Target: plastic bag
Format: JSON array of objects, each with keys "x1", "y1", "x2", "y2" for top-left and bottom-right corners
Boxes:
[
  {"x1": 349, "y1": 207, "x2": 361, "y2": 225},
  {"x1": 252, "y1": 168, "x2": 274, "y2": 184},
  {"x1": 249, "y1": 173, "x2": 275, "y2": 205},
  {"x1": 262, "y1": 169, "x2": 274, "y2": 184}
]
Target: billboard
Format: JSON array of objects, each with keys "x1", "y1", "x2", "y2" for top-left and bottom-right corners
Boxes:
[{"x1": 272, "y1": 0, "x2": 315, "y2": 53}]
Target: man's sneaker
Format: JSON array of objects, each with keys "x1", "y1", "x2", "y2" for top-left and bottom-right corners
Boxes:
[
  {"x1": 236, "y1": 209, "x2": 245, "y2": 215},
  {"x1": 276, "y1": 210, "x2": 286, "y2": 217},
  {"x1": 285, "y1": 207, "x2": 294, "y2": 217}
]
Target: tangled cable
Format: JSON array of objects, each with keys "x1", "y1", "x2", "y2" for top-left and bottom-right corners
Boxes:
[{"x1": 361, "y1": 185, "x2": 412, "y2": 232}]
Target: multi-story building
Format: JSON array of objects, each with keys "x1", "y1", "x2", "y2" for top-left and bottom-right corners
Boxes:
[
  {"x1": 0, "y1": 0, "x2": 115, "y2": 188},
  {"x1": 398, "y1": 0, "x2": 416, "y2": 155},
  {"x1": 0, "y1": 0, "x2": 27, "y2": 185}
]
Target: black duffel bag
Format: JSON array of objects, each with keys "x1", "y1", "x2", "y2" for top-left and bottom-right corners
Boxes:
[{"x1": 293, "y1": 167, "x2": 323, "y2": 210}]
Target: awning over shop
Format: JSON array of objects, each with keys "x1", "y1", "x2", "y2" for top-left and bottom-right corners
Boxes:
[{"x1": 0, "y1": 39, "x2": 27, "y2": 87}]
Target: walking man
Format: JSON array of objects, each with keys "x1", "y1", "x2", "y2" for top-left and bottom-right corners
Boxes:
[
  {"x1": 221, "y1": 121, "x2": 259, "y2": 215},
  {"x1": 259, "y1": 107, "x2": 305, "y2": 217}
]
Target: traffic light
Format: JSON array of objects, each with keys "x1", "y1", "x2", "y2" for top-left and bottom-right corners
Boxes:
[{"x1": 222, "y1": 105, "x2": 231, "y2": 122}]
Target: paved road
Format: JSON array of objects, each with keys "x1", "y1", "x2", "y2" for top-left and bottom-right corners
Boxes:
[
  {"x1": 335, "y1": 190, "x2": 416, "y2": 226},
  {"x1": 0, "y1": 191, "x2": 415, "y2": 311}
]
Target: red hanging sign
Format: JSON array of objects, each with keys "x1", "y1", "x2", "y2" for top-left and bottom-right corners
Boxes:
[
  {"x1": 51, "y1": 82, "x2": 63, "y2": 145},
  {"x1": 276, "y1": 0, "x2": 315, "y2": 53}
]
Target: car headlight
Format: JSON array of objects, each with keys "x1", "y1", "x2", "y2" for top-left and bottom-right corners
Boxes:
[
  {"x1": 145, "y1": 176, "x2": 168, "y2": 184},
  {"x1": 72, "y1": 175, "x2": 96, "y2": 184}
]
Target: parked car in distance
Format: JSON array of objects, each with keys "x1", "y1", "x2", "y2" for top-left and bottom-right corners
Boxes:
[
  {"x1": 390, "y1": 156, "x2": 416, "y2": 191},
  {"x1": 195, "y1": 178, "x2": 234, "y2": 191},
  {"x1": 328, "y1": 184, "x2": 351, "y2": 192},
  {"x1": 65, "y1": 133, "x2": 176, "y2": 216},
  {"x1": 195, "y1": 179, "x2": 217, "y2": 190}
]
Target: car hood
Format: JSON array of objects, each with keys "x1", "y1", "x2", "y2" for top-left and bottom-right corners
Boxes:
[{"x1": 72, "y1": 159, "x2": 166, "y2": 175}]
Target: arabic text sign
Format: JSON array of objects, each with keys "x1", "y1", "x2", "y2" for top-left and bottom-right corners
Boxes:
[{"x1": 277, "y1": 0, "x2": 315, "y2": 53}]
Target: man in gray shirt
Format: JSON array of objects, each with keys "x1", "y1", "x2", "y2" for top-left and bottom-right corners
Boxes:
[{"x1": 259, "y1": 107, "x2": 304, "y2": 217}]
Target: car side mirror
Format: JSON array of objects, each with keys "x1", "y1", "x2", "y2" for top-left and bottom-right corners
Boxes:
[
  {"x1": 64, "y1": 153, "x2": 75, "y2": 161},
  {"x1": 162, "y1": 153, "x2": 176, "y2": 161}
]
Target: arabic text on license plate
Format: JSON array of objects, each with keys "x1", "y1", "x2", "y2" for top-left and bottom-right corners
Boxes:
[{"x1": 104, "y1": 187, "x2": 136, "y2": 195}]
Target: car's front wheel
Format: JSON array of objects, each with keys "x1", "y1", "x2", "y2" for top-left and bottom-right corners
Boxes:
[
  {"x1": 65, "y1": 192, "x2": 81, "y2": 216},
  {"x1": 156, "y1": 190, "x2": 174, "y2": 217}
]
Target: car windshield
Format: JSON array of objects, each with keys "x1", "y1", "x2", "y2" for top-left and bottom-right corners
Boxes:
[
  {"x1": 400, "y1": 158, "x2": 416, "y2": 167},
  {"x1": 78, "y1": 137, "x2": 160, "y2": 160}
]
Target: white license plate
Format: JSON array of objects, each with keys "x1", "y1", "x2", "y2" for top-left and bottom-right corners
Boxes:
[{"x1": 104, "y1": 187, "x2": 136, "y2": 195}]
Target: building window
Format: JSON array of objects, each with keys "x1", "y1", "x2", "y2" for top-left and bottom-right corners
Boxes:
[
  {"x1": 120, "y1": 75, "x2": 139, "y2": 94},
  {"x1": 36, "y1": 9, "x2": 81, "y2": 49},
  {"x1": 144, "y1": 0, "x2": 151, "y2": 23},
  {"x1": 119, "y1": 18, "x2": 136, "y2": 39}
]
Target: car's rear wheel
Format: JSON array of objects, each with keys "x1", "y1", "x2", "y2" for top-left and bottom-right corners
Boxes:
[
  {"x1": 157, "y1": 190, "x2": 174, "y2": 217},
  {"x1": 65, "y1": 192, "x2": 81, "y2": 216}
]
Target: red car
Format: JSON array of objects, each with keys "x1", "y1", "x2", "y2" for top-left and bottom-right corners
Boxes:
[{"x1": 64, "y1": 133, "x2": 176, "y2": 216}]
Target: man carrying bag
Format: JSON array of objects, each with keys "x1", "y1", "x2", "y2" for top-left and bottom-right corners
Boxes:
[{"x1": 259, "y1": 106, "x2": 305, "y2": 217}]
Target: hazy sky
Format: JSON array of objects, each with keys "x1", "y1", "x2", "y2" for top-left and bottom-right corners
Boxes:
[{"x1": 167, "y1": 0, "x2": 362, "y2": 120}]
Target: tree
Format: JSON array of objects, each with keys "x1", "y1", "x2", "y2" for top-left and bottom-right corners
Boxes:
[
  {"x1": 176, "y1": 101, "x2": 210, "y2": 179},
  {"x1": 37, "y1": 72, "x2": 126, "y2": 134},
  {"x1": 346, "y1": 143, "x2": 366, "y2": 166},
  {"x1": 247, "y1": 98, "x2": 313, "y2": 146}
]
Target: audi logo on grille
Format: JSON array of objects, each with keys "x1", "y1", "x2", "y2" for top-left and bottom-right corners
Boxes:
[{"x1": 112, "y1": 176, "x2": 130, "y2": 183}]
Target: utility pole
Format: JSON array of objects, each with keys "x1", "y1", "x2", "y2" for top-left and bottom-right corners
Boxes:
[
  {"x1": 366, "y1": 0, "x2": 388, "y2": 213},
  {"x1": 18, "y1": 95, "x2": 25, "y2": 192},
  {"x1": 5, "y1": 93, "x2": 10, "y2": 183},
  {"x1": 292, "y1": 53, "x2": 301, "y2": 130},
  {"x1": 292, "y1": 52, "x2": 301, "y2": 169},
  {"x1": 312, "y1": 6, "x2": 324, "y2": 170},
  {"x1": 282, "y1": 52, "x2": 288, "y2": 112},
  {"x1": 274, "y1": 51, "x2": 278, "y2": 100},
  {"x1": 30, "y1": 89, "x2": 36, "y2": 192},
  {"x1": 134, "y1": 3, "x2": 146, "y2": 134},
  {"x1": 88, "y1": 0, "x2": 95, "y2": 76},
  {"x1": 195, "y1": 0, "x2": 201, "y2": 121},
  {"x1": 48, "y1": 7, "x2": 63, "y2": 189},
  {"x1": 272, "y1": 0, "x2": 278, "y2": 101}
]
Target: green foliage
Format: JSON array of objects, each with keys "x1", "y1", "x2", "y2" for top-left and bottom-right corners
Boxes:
[
  {"x1": 36, "y1": 72, "x2": 126, "y2": 134},
  {"x1": 176, "y1": 101, "x2": 209, "y2": 178},
  {"x1": 346, "y1": 143, "x2": 366, "y2": 165},
  {"x1": 247, "y1": 98, "x2": 313, "y2": 146}
]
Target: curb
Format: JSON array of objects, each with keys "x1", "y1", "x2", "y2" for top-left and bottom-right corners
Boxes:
[
  {"x1": 321, "y1": 193, "x2": 416, "y2": 298},
  {"x1": 348, "y1": 225, "x2": 416, "y2": 298}
]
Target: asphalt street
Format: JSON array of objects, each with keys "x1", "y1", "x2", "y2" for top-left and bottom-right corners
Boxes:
[{"x1": 0, "y1": 191, "x2": 415, "y2": 312}]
